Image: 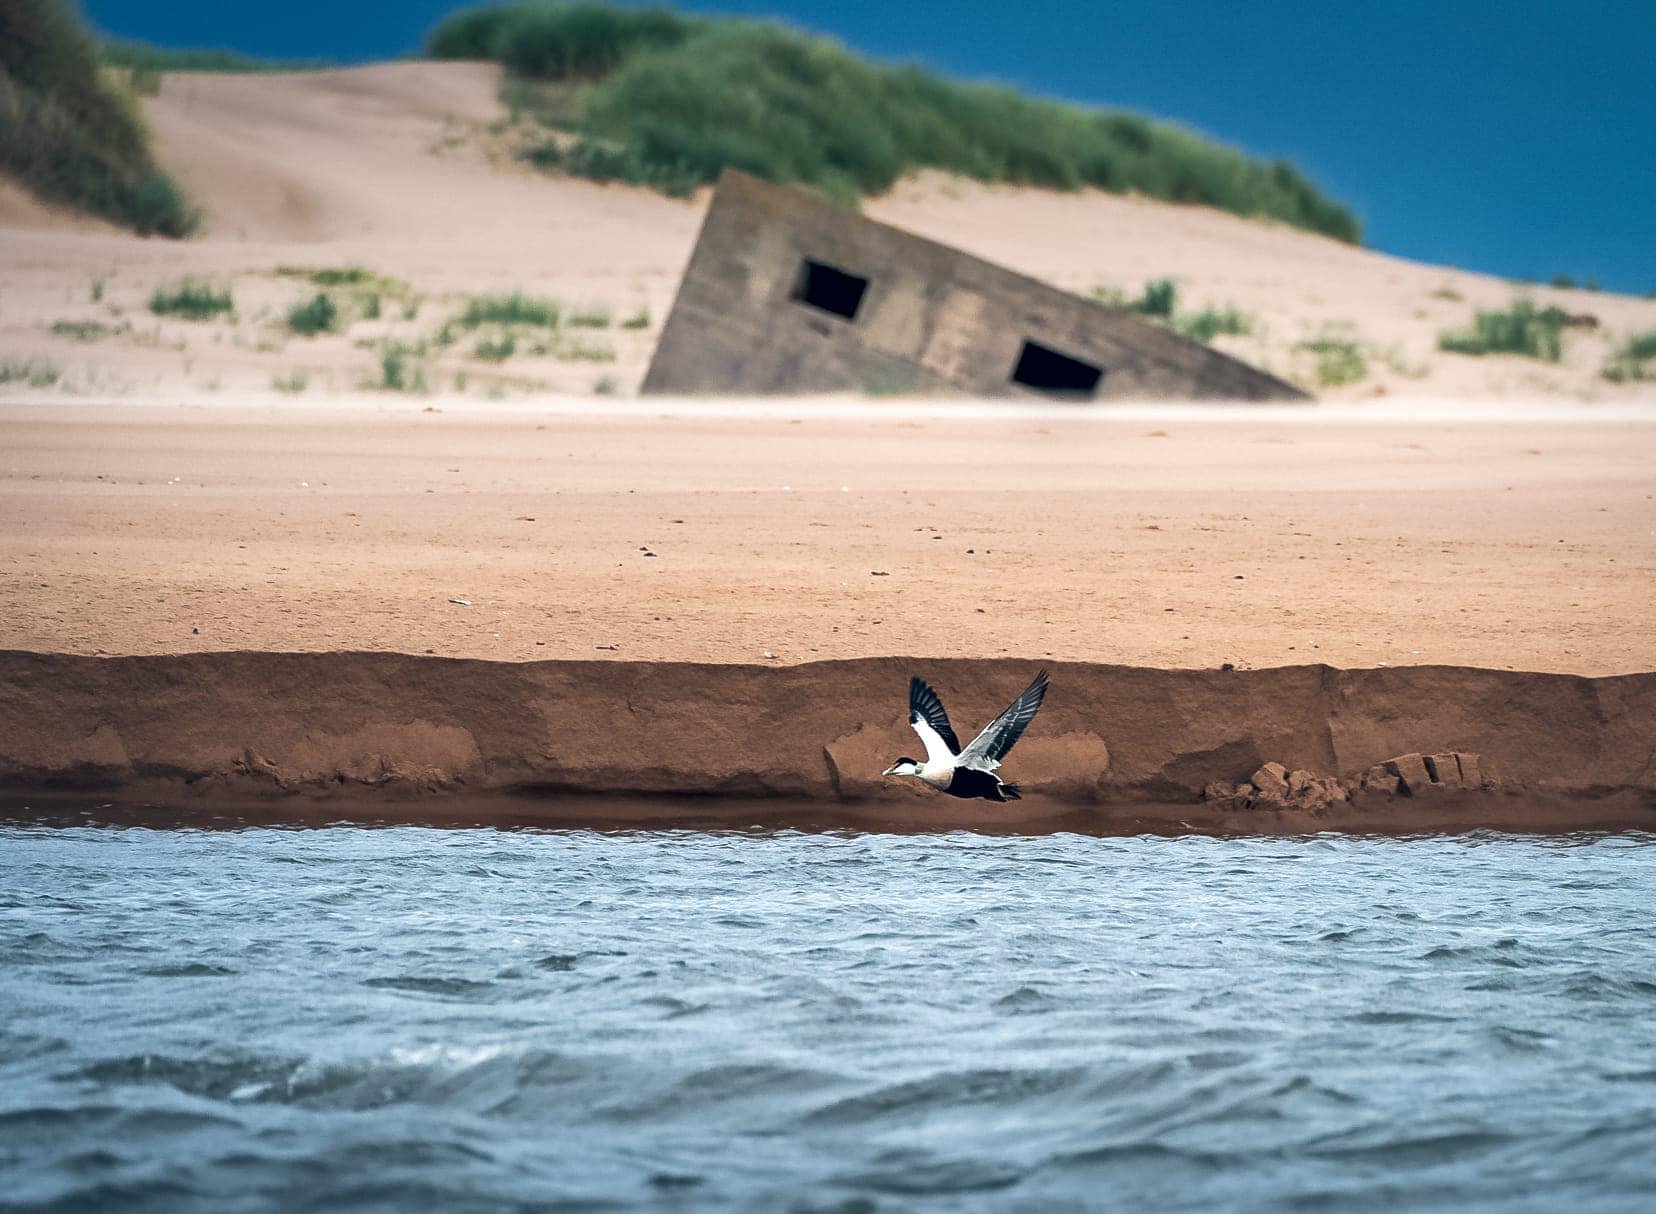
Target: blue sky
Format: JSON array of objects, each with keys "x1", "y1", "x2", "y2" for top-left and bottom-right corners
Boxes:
[{"x1": 83, "y1": 0, "x2": 1656, "y2": 292}]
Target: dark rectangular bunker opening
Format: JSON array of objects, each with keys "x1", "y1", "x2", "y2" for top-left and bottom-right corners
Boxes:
[
  {"x1": 1011, "y1": 339, "x2": 1104, "y2": 397},
  {"x1": 792, "y1": 259, "x2": 868, "y2": 321}
]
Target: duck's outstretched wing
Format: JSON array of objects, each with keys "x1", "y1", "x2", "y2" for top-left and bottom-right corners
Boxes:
[
  {"x1": 909, "y1": 676, "x2": 961, "y2": 761},
  {"x1": 958, "y1": 670, "x2": 1049, "y2": 771}
]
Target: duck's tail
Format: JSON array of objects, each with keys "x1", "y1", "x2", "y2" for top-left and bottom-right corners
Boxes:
[{"x1": 999, "y1": 782, "x2": 1022, "y2": 801}]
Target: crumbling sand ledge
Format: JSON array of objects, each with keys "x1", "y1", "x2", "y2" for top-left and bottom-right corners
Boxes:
[{"x1": 2, "y1": 651, "x2": 1652, "y2": 833}]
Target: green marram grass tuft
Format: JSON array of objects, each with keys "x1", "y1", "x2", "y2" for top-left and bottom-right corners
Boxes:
[
  {"x1": 431, "y1": 4, "x2": 1361, "y2": 243},
  {"x1": 1438, "y1": 300, "x2": 1568, "y2": 362},
  {"x1": 0, "y1": 0, "x2": 197, "y2": 236}
]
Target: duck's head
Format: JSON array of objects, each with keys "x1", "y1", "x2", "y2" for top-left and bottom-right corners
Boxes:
[{"x1": 882, "y1": 757, "x2": 921, "y2": 778}]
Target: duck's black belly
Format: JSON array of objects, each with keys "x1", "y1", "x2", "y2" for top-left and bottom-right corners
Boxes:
[{"x1": 943, "y1": 767, "x2": 1010, "y2": 801}]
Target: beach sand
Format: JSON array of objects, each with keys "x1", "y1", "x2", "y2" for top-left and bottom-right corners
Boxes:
[
  {"x1": 2, "y1": 64, "x2": 1653, "y2": 824},
  {"x1": 3, "y1": 401, "x2": 1653, "y2": 676}
]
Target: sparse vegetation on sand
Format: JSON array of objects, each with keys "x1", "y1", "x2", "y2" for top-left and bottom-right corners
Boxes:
[
  {"x1": 1090, "y1": 280, "x2": 1251, "y2": 344},
  {"x1": 1175, "y1": 306, "x2": 1251, "y2": 343},
  {"x1": 99, "y1": 40, "x2": 330, "y2": 74},
  {"x1": 377, "y1": 341, "x2": 430, "y2": 393},
  {"x1": 286, "y1": 293, "x2": 338, "y2": 336},
  {"x1": 272, "y1": 370, "x2": 309, "y2": 394},
  {"x1": 459, "y1": 292, "x2": 561, "y2": 329},
  {"x1": 1438, "y1": 300, "x2": 1567, "y2": 362},
  {"x1": 1296, "y1": 336, "x2": 1367, "y2": 387},
  {"x1": 474, "y1": 332, "x2": 517, "y2": 362},
  {"x1": 620, "y1": 306, "x2": 650, "y2": 330},
  {"x1": 150, "y1": 280, "x2": 233, "y2": 320},
  {"x1": 1602, "y1": 332, "x2": 1656, "y2": 383},
  {"x1": 568, "y1": 305, "x2": 611, "y2": 329},
  {"x1": 50, "y1": 319, "x2": 120, "y2": 342},
  {"x1": 1134, "y1": 279, "x2": 1178, "y2": 319},
  {"x1": 559, "y1": 339, "x2": 616, "y2": 363},
  {"x1": 430, "y1": 3, "x2": 1360, "y2": 242},
  {"x1": 0, "y1": 359, "x2": 63, "y2": 388},
  {"x1": 0, "y1": 0, "x2": 197, "y2": 236}
]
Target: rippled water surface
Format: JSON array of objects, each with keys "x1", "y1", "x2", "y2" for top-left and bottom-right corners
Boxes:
[{"x1": 4, "y1": 823, "x2": 1656, "y2": 1212}]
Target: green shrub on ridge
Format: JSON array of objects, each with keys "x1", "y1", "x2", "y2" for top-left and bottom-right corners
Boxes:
[
  {"x1": 430, "y1": 4, "x2": 1360, "y2": 243},
  {"x1": 150, "y1": 280, "x2": 232, "y2": 320},
  {"x1": 1438, "y1": 300, "x2": 1568, "y2": 362},
  {"x1": 0, "y1": 0, "x2": 196, "y2": 236}
]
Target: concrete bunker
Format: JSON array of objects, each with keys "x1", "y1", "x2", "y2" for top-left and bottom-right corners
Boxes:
[{"x1": 643, "y1": 170, "x2": 1308, "y2": 401}]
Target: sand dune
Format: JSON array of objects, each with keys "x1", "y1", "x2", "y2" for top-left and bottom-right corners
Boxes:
[{"x1": 1, "y1": 61, "x2": 1652, "y2": 402}]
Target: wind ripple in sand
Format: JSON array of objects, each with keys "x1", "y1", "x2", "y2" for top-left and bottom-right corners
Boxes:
[{"x1": 3, "y1": 824, "x2": 1656, "y2": 1210}]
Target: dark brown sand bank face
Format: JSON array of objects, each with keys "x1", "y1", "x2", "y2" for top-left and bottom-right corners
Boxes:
[{"x1": 2, "y1": 652, "x2": 1651, "y2": 834}]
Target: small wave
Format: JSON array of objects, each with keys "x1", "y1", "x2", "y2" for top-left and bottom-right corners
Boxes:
[
  {"x1": 803, "y1": 1067, "x2": 1087, "y2": 1127},
  {"x1": 1348, "y1": 1009, "x2": 1458, "y2": 1025},
  {"x1": 1308, "y1": 1127, "x2": 1513, "y2": 1166},
  {"x1": 834, "y1": 1150, "x2": 1024, "y2": 1196},
  {"x1": 362, "y1": 975, "x2": 493, "y2": 997},
  {"x1": 603, "y1": 1062, "x2": 842, "y2": 1122},
  {"x1": 138, "y1": 961, "x2": 236, "y2": 978},
  {"x1": 992, "y1": 985, "x2": 1054, "y2": 1014}
]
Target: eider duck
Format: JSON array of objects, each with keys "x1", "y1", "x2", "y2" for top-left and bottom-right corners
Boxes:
[{"x1": 882, "y1": 671, "x2": 1049, "y2": 801}]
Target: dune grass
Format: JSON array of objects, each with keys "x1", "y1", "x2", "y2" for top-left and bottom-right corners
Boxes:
[
  {"x1": 98, "y1": 40, "x2": 331, "y2": 74},
  {"x1": 430, "y1": 4, "x2": 1360, "y2": 243},
  {"x1": 1438, "y1": 300, "x2": 1567, "y2": 362},
  {"x1": 287, "y1": 293, "x2": 338, "y2": 336},
  {"x1": 150, "y1": 280, "x2": 232, "y2": 320},
  {"x1": 1175, "y1": 306, "x2": 1251, "y2": 343},
  {"x1": 1090, "y1": 280, "x2": 1250, "y2": 344},
  {"x1": 559, "y1": 339, "x2": 616, "y2": 363},
  {"x1": 50, "y1": 319, "x2": 120, "y2": 342},
  {"x1": 0, "y1": 359, "x2": 62, "y2": 388},
  {"x1": 378, "y1": 341, "x2": 430, "y2": 393},
  {"x1": 1296, "y1": 336, "x2": 1366, "y2": 387},
  {"x1": 1602, "y1": 332, "x2": 1656, "y2": 383},
  {"x1": 0, "y1": 0, "x2": 196, "y2": 236},
  {"x1": 474, "y1": 332, "x2": 517, "y2": 362},
  {"x1": 459, "y1": 291, "x2": 561, "y2": 328}
]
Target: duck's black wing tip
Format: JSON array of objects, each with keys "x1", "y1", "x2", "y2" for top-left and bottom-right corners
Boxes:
[
  {"x1": 908, "y1": 675, "x2": 962, "y2": 755},
  {"x1": 973, "y1": 669, "x2": 1051, "y2": 766}
]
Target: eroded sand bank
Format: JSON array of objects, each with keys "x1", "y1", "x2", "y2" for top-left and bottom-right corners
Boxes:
[{"x1": 2, "y1": 652, "x2": 1651, "y2": 833}]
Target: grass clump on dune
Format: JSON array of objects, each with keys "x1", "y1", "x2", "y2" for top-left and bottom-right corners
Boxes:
[
  {"x1": 1296, "y1": 336, "x2": 1366, "y2": 387},
  {"x1": 474, "y1": 332, "x2": 517, "y2": 362},
  {"x1": 0, "y1": 0, "x2": 197, "y2": 236},
  {"x1": 429, "y1": 3, "x2": 1360, "y2": 243},
  {"x1": 287, "y1": 293, "x2": 338, "y2": 336},
  {"x1": 1602, "y1": 332, "x2": 1656, "y2": 383},
  {"x1": 459, "y1": 291, "x2": 561, "y2": 328},
  {"x1": 1175, "y1": 306, "x2": 1251, "y2": 343},
  {"x1": 0, "y1": 359, "x2": 62, "y2": 388},
  {"x1": 99, "y1": 40, "x2": 330, "y2": 74},
  {"x1": 150, "y1": 280, "x2": 232, "y2": 320},
  {"x1": 1438, "y1": 299, "x2": 1567, "y2": 361},
  {"x1": 429, "y1": 3, "x2": 699, "y2": 78}
]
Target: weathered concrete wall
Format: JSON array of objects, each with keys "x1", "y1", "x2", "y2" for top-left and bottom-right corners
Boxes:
[{"x1": 642, "y1": 171, "x2": 1309, "y2": 401}]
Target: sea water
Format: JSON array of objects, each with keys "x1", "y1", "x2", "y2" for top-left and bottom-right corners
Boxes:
[{"x1": 3, "y1": 821, "x2": 1655, "y2": 1212}]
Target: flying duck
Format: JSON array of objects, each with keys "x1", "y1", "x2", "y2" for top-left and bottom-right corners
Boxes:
[{"x1": 882, "y1": 671, "x2": 1049, "y2": 801}]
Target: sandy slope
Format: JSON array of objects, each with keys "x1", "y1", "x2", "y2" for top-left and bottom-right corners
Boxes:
[
  {"x1": 1, "y1": 62, "x2": 1653, "y2": 402},
  {"x1": 4, "y1": 402, "x2": 1652, "y2": 676}
]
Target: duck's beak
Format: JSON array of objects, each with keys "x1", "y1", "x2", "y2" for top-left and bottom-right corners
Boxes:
[{"x1": 881, "y1": 765, "x2": 900, "y2": 777}]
